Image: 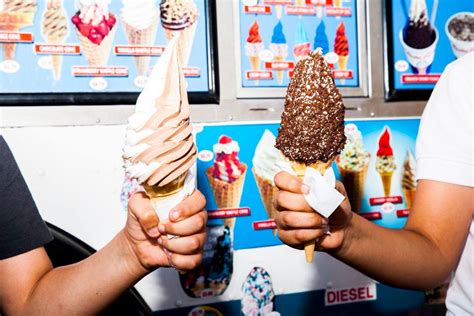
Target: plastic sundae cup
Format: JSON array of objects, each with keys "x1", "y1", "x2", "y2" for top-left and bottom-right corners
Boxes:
[
  {"x1": 445, "y1": 12, "x2": 474, "y2": 59},
  {"x1": 399, "y1": 27, "x2": 438, "y2": 75}
]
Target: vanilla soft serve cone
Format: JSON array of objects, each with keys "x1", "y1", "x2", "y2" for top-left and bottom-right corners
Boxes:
[{"x1": 123, "y1": 35, "x2": 197, "y2": 229}]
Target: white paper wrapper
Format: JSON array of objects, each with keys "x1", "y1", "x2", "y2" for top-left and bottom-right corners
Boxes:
[
  {"x1": 149, "y1": 171, "x2": 196, "y2": 238},
  {"x1": 302, "y1": 167, "x2": 345, "y2": 219}
]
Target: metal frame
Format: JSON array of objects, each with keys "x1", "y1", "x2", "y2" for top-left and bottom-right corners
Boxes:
[
  {"x1": 233, "y1": 0, "x2": 369, "y2": 98},
  {"x1": 0, "y1": 0, "x2": 219, "y2": 106}
]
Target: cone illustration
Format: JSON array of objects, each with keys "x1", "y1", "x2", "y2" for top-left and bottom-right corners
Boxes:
[
  {"x1": 76, "y1": 26, "x2": 116, "y2": 67},
  {"x1": 122, "y1": 15, "x2": 159, "y2": 76},
  {"x1": 336, "y1": 157, "x2": 369, "y2": 213},
  {"x1": 252, "y1": 168, "x2": 278, "y2": 234},
  {"x1": 338, "y1": 55, "x2": 348, "y2": 84},
  {"x1": 334, "y1": 0, "x2": 343, "y2": 8},
  {"x1": 273, "y1": 55, "x2": 285, "y2": 84},
  {"x1": 1, "y1": 12, "x2": 35, "y2": 61},
  {"x1": 316, "y1": 6, "x2": 324, "y2": 18},
  {"x1": 207, "y1": 165, "x2": 247, "y2": 232},
  {"x1": 403, "y1": 188, "x2": 415, "y2": 209},
  {"x1": 290, "y1": 160, "x2": 333, "y2": 263},
  {"x1": 249, "y1": 55, "x2": 260, "y2": 70},
  {"x1": 379, "y1": 172, "x2": 393, "y2": 197},
  {"x1": 164, "y1": 22, "x2": 197, "y2": 67}
]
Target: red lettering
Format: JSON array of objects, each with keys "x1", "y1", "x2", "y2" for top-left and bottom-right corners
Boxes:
[
  {"x1": 358, "y1": 287, "x2": 365, "y2": 299},
  {"x1": 349, "y1": 288, "x2": 357, "y2": 300},
  {"x1": 340, "y1": 289, "x2": 348, "y2": 302},
  {"x1": 327, "y1": 291, "x2": 336, "y2": 303},
  {"x1": 367, "y1": 286, "x2": 375, "y2": 298}
]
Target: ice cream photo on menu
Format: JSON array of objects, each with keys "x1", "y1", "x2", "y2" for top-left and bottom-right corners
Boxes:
[
  {"x1": 334, "y1": 21, "x2": 349, "y2": 83},
  {"x1": 160, "y1": 0, "x2": 199, "y2": 67},
  {"x1": 121, "y1": 0, "x2": 159, "y2": 77},
  {"x1": 293, "y1": 21, "x2": 310, "y2": 62},
  {"x1": 314, "y1": 21, "x2": 329, "y2": 56},
  {"x1": 123, "y1": 35, "x2": 197, "y2": 231},
  {"x1": 41, "y1": 0, "x2": 68, "y2": 81},
  {"x1": 336, "y1": 123, "x2": 370, "y2": 213},
  {"x1": 0, "y1": 0, "x2": 37, "y2": 62},
  {"x1": 401, "y1": 149, "x2": 416, "y2": 209},
  {"x1": 276, "y1": 49, "x2": 346, "y2": 263},
  {"x1": 245, "y1": 19, "x2": 263, "y2": 72},
  {"x1": 400, "y1": 0, "x2": 438, "y2": 74},
  {"x1": 71, "y1": 0, "x2": 117, "y2": 67},
  {"x1": 445, "y1": 12, "x2": 474, "y2": 58},
  {"x1": 269, "y1": 21, "x2": 288, "y2": 85},
  {"x1": 206, "y1": 135, "x2": 247, "y2": 237},
  {"x1": 252, "y1": 130, "x2": 284, "y2": 232},
  {"x1": 375, "y1": 127, "x2": 396, "y2": 197}
]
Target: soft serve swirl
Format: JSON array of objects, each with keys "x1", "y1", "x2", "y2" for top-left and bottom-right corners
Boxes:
[{"x1": 123, "y1": 35, "x2": 197, "y2": 187}]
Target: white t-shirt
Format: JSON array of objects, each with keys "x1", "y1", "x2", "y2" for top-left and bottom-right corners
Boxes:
[{"x1": 416, "y1": 52, "x2": 473, "y2": 316}]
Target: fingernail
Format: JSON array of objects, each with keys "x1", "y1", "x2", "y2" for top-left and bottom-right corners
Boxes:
[
  {"x1": 301, "y1": 184, "x2": 310, "y2": 194},
  {"x1": 170, "y1": 210, "x2": 180, "y2": 221},
  {"x1": 147, "y1": 227, "x2": 159, "y2": 237},
  {"x1": 158, "y1": 224, "x2": 166, "y2": 234}
]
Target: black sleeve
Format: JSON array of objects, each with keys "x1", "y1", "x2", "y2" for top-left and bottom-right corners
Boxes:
[{"x1": 0, "y1": 136, "x2": 53, "y2": 260}]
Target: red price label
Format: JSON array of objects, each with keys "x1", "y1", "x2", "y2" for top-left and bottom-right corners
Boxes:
[
  {"x1": 253, "y1": 220, "x2": 277, "y2": 230},
  {"x1": 360, "y1": 212, "x2": 382, "y2": 220},
  {"x1": 0, "y1": 31, "x2": 33, "y2": 43},
  {"x1": 114, "y1": 45, "x2": 165, "y2": 56},
  {"x1": 401, "y1": 74, "x2": 440, "y2": 84},
  {"x1": 34, "y1": 44, "x2": 81, "y2": 55},
  {"x1": 332, "y1": 69, "x2": 353, "y2": 79},
  {"x1": 325, "y1": 7, "x2": 352, "y2": 16},
  {"x1": 369, "y1": 196, "x2": 403, "y2": 206},
  {"x1": 286, "y1": 5, "x2": 316, "y2": 15},
  {"x1": 246, "y1": 70, "x2": 273, "y2": 80},
  {"x1": 72, "y1": 66, "x2": 129, "y2": 77},
  {"x1": 265, "y1": 61, "x2": 294, "y2": 70},
  {"x1": 396, "y1": 209, "x2": 410, "y2": 218},
  {"x1": 244, "y1": 5, "x2": 272, "y2": 14},
  {"x1": 207, "y1": 207, "x2": 251, "y2": 219}
]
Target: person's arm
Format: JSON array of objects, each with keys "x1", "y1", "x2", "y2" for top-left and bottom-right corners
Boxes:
[
  {"x1": 274, "y1": 173, "x2": 473, "y2": 290},
  {"x1": 0, "y1": 191, "x2": 207, "y2": 315}
]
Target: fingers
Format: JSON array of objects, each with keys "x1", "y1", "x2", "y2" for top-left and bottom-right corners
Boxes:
[
  {"x1": 169, "y1": 190, "x2": 206, "y2": 222},
  {"x1": 128, "y1": 192, "x2": 160, "y2": 238},
  {"x1": 277, "y1": 228, "x2": 328, "y2": 249},
  {"x1": 276, "y1": 210, "x2": 328, "y2": 230},
  {"x1": 158, "y1": 231, "x2": 207, "y2": 255},
  {"x1": 167, "y1": 253, "x2": 203, "y2": 271},
  {"x1": 159, "y1": 209, "x2": 207, "y2": 237},
  {"x1": 274, "y1": 190, "x2": 313, "y2": 213},
  {"x1": 274, "y1": 171, "x2": 309, "y2": 194}
]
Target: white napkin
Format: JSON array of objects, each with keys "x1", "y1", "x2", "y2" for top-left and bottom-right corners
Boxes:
[
  {"x1": 149, "y1": 171, "x2": 196, "y2": 238},
  {"x1": 302, "y1": 167, "x2": 345, "y2": 219}
]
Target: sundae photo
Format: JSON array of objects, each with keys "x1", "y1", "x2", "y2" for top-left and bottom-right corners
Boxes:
[{"x1": 446, "y1": 12, "x2": 474, "y2": 58}]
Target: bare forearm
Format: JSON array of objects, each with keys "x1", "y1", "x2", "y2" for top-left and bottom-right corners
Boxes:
[
  {"x1": 331, "y1": 215, "x2": 451, "y2": 290},
  {"x1": 21, "y1": 230, "x2": 148, "y2": 315}
]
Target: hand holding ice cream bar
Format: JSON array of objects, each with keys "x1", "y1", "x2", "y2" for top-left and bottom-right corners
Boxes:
[
  {"x1": 375, "y1": 128, "x2": 396, "y2": 197},
  {"x1": 123, "y1": 35, "x2": 197, "y2": 229},
  {"x1": 276, "y1": 49, "x2": 346, "y2": 262}
]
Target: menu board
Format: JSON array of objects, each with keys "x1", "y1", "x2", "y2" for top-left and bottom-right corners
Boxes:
[
  {"x1": 0, "y1": 0, "x2": 214, "y2": 101},
  {"x1": 238, "y1": 0, "x2": 360, "y2": 89},
  {"x1": 386, "y1": 0, "x2": 473, "y2": 98}
]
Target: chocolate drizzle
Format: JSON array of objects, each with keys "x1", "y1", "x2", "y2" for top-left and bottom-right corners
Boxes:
[{"x1": 275, "y1": 51, "x2": 346, "y2": 164}]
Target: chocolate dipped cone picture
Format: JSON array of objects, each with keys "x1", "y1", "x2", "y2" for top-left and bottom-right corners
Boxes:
[
  {"x1": 401, "y1": 149, "x2": 416, "y2": 209},
  {"x1": 275, "y1": 49, "x2": 346, "y2": 263},
  {"x1": 336, "y1": 124, "x2": 370, "y2": 213}
]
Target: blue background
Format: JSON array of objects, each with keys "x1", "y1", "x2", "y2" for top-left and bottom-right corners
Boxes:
[
  {"x1": 390, "y1": 0, "x2": 473, "y2": 90},
  {"x1": 0, "y1": 0, "x2": 210, "y2": 93},
  {"x1": 239, "y1": 0, "x2": 359, "y2": 88},
  {"x1": 196, "y1": 118, "x2": 421, "y2": 251}
]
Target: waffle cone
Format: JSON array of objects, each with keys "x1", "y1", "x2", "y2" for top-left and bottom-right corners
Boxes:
[
  {"x1": 334, "y1": 0, "x2": 343, "y2": 8},
  {"x1": 338, "y1": 55, "x2": 349, "y2": 84},
  {"x1": 47, "y1": 36, "x2": 66, "y2": 80},
  {"x1": 0, "y1": 12, "x2": 34, "y2": 61},
  {"x1": 206, "y1": 164, "x2": 247, "y2": 232},
  {"x1": 336, "y1": 157, "x2": 369, "y2": 213},
  {"x1": 76, "y1": 26, "x2": 116, "y2": 67},
  {"x1": 249, "y1": 55, "x2": 260, "y2": 71},
  {"x1": 379, "y1": 172, "x2": 393, "y2": 197},
  {"x1": 164, "y1": 22, "x2": 197, "y2": 67},
  {"x1": 122, "y1": 16, "x2": 159, "y2": 76},
  {"x1": 274, "y1": 55, "x2": 285, "y2": 84},
  {"x1": 403, "y1": 188, "x2": 416, "y2": 209},
  {"x1": 290, "y1": 160, "x2": 333, "y2": 263},
  {"x1": 252, "y1": 168, "x2": 278, "y2": 220}
]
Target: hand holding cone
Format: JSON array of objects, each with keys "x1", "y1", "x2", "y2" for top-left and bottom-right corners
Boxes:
[{"x1": 275, "y1": 50, "x2": 346, "y2": 263}]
